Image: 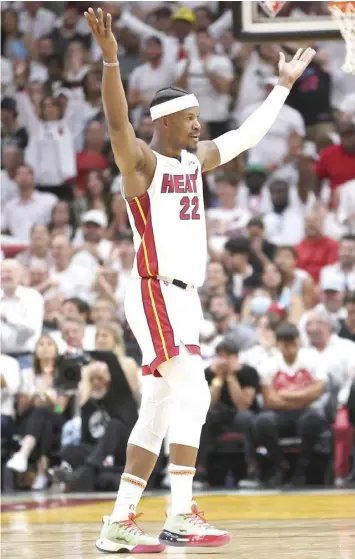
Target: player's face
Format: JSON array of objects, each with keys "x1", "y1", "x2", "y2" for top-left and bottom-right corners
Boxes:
[{"x1": 168, "y1": 107, "x2": 201, "y2": 151}]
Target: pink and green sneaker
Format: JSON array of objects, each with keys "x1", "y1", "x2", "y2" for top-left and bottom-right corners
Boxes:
[
  {"x1": 96, "y1": 513, "x2": 165, "y2": 554},
  {"x1": 159, "y1": 501, "x2": 231, "y2": 548}
]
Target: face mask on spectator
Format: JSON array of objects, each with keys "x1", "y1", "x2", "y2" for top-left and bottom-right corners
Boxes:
[{"x1": 250, "y1": 295, "x2": 272, "y2": 316}]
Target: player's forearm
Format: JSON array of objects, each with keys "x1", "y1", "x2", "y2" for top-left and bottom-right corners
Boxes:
[
  {"x1": 213, "y1": 85, "x2": 290, "y2": 164},
  {"x1": 102, "y1": 62, "x2": 129, "y2": 132}
]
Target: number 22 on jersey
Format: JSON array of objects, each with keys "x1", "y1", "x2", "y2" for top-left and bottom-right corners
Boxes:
[{"x1": 179, "y1": 196, "x2": 200, "y2": 220}]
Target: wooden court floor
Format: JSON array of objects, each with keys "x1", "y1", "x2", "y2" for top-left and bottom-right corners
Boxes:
[{"x1": 1, "y1": 491, "x2": 355, "y2": 558}]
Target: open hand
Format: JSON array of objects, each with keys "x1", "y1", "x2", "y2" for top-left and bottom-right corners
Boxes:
[
  {"x1": 84, "y1": 7, "x2": 118, "y2": 62},
  {"x1": 278, "y1": 47, "x2": 316, "y2": 89}
]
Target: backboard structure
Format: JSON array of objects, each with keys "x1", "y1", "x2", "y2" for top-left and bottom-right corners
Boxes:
[{"x1": 233, "y1": 1, "x2": 342, "y2": 41}]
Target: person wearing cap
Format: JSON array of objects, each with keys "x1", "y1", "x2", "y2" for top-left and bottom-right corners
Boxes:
[
  {"x1": 256, "y1": 322, "x2": 328, "y2": 487},
  {"x1": 305, "y1": 309, "x2": 355, "y2": 486},
  {"x1": 298, "y1": 269, "x2": 346, "y2": 347},
  {"x1": 1, "y1": 97, "x2": 28, "y2": 152},
  {"x1": 72, "y1": 210, "x2": 112, "y2": 276},
  {"x1": 203, "y1": 337, "x2": 261, "y2": 488},
  {"x1": 237, "y1": 163, "x2": 269, "y2": 215},
  {"x1": 118, "y1": 4, "x2": 233, "y2": 65},
  {"x1": 239, "y1": 74, "x2": 305, "y2": 170}
]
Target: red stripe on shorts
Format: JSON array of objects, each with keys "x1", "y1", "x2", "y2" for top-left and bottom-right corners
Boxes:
[{"x1": 141, "y1": 278, "x2": 178, "y2": 377}]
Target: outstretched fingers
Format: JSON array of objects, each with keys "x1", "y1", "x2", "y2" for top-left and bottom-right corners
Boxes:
[
  {"x1": 97, "y1": 7, "x2": 105, "y2": 34},
  {"x1": 300, "y1": 48, "x2": 316, "y2": 67},
  {"x1": 106, "y1": 13, "x2": 112, "y2": 34},
  {"x1": 292, "y1": 48, "x2": 304, "y2": 61},
  {"x1": 84, "y1": 8, "x2": 98, "y2": 33}
]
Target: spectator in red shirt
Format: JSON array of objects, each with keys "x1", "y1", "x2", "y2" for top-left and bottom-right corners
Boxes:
[
  {"x1": 297, "y1": 210, "x2": 338, "y2": 282},
  {"x1": 75, "y1": 121, "x2": 108, "y2": 194},
  {"x1": 315, "y1": 119, "x2": 355, "y2": 208}
]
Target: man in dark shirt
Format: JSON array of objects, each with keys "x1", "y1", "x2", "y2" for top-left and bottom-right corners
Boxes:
[
  {"x1": 50, "y1": 3, "x2": 91, "y2": 56},
  {"x1": 199, "y1": 338, "x2": 261, "y2": 487},
  {"x1": 1, "y1": 98, "x2": 28, "y2": 152},
  {"x1": 339, "y1": 292, "x2": 355, "y2": 342},
  {"x1": 224, "y1": 237, "x2": 262, "y2": 302}
]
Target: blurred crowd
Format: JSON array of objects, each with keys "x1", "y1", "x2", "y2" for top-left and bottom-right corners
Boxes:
[{"x1": 1, "y1": 1, "x2": 355, "y2": 493}]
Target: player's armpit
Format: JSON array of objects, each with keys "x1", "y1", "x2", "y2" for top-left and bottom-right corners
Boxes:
[
  {"x1": 119, "y1": 139, "x2": 157, "y2": 199},
  {"x1": 197, "y1": 140, "x2": 221, "y2": 172}
]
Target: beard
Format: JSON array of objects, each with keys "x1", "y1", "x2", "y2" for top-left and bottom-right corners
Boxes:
[{"x1": 272, "y1": 201, "x2": 288, "y2": 214}]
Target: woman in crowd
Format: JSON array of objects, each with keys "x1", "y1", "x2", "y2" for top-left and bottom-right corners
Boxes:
[
  {"x1": 14, "y1": 62, "x2": 78, "y2": 200},
  {"x1": 95, "y1": 321, "x2": 140, "y2": 402},
  {"x1": 107, "y1": 192, "x2": 129, "y2": 239},
  {"x1": 274, "y1": 246, "x2": 316, "y2": 309},
  {"x1": 49, "y1": 200, "x2": 77, "y2": 240},
  {"x1": 63, "y1": 41, "x2": 90, "y2": 84},
  {"x1": 1, "y1": 9, "x2": 27, "y2": 60},
  {"x1": 242, "y1": 262, "x2": 304, "y2": 324},
  {"x1": 74, "y1": 169, "x2": 111, "y2": 220},
  {"x1": 6, "y1": 336, "x2": 70, "y2": 490}
]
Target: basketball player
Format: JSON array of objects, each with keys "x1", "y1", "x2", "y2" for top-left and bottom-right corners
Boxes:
[{"x1": 85, "y1": 7, "x2": 315, "y2": 554}]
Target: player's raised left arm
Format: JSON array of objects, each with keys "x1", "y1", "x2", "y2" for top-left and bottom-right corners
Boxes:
[{"x1": 197, "y1": 48, "x2": 316, "y2": 172}]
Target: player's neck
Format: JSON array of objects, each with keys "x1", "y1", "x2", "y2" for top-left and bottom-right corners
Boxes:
[{"x1": 150, "y1": 136, "x2": 182, "y2": 161}]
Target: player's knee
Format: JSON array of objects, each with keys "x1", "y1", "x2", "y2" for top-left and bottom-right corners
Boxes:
[{"x1": 128, "y1": 379, "x2": 173, "y2": 456}]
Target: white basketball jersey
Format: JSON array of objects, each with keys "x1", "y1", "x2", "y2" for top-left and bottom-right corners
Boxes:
[{"x1": 124, "y1": 150, "x2": 207, "y2": 286}]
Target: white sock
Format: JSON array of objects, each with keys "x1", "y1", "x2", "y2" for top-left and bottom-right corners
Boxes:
[
  {"x1": 110, "y1": 473, "x2": 147, "y2": 522},
  {"x1": 169, "y1": 463, "x2": 196, "y2": 516}
]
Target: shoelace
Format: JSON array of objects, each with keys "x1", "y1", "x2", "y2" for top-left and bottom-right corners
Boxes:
[
  {"x1": 118, "y1": 512, "x2": 145, "y2": 536},
  {"x1": 184, "y1": 505, "x2": 211, "y2": 528}
]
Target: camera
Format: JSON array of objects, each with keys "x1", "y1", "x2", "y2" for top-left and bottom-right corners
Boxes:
[{"x1": 54, "y1": 353, "x2": 91, "y2": 391}]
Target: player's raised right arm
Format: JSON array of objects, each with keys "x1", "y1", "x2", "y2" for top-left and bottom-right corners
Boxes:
[{"x1": 84, "y1": 8, "x2": 149, "y2": 178}]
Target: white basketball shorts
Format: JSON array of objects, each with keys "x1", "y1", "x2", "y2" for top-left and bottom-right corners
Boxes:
[{"x1": 124, "y1": 278, "x2": 203, "y2": 377}]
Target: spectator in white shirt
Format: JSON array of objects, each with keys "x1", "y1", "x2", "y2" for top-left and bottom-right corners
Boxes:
[
  {"x1": 300, "y1": 271, "x2": 346, "y2": 345},
  {"x1": 0, "y1": 259, "x2": 44, "y2": 369},
  {"x1": 207, "y1": 173, "x2": 251, "y2": 254},
  {"x1": 18, "y1": 2, "x2": 56, "y2": 39},
  {"x1": 263, "y1": 178, "x2": 314, "y2": 246},
  {"x1": 237, "y1": 164, "x2": 270, "y2": 216},
  {"x1": 72, "y1": 210, "x2": 113, "y2": 275},
  {"x1": 16, "y1": 224, "x2": 53, "y2": 269},
  {"x1": 320, "y1": 235, "x2": 355, "y2": 292},
  {"x1": 1, "y1": 164, "x2": 57, "y2": 242},
  {"x1": 175, "y1": 29, "x2": 233, "y2": 138},
  {"x1": 239, "y1": 76, "x2": 305, "y2": 169},
  {"x1": 45, "y1": 234, "x2": 92, "y2": 301},
  {"x1": 256, "y1": 323, "x2": 328, "y2": 486},
  {"x1": 0, "y1": 145, "x2": 21, "y2": 205},
  {"x1": 337, "y1": 180, "x2": 355, "y2": 235},
  {"x1": 127, "y1": 36, "x2": 176, "y2": 128},
  {"x1": 50, "y1": 297, "x2": 95, "y2": 353},
  {"x1": 61, "y1": 316, "x2": 86, "y2": 353},
  {"x1": 14, "y1": 62, "x2": 77, "y2": 199},
  {"x1": 1, "y1": 353, "x2": 21, "y2": 442},
  {"x1": 305, "y1": 308, "x2": 355, "y2": 484}
]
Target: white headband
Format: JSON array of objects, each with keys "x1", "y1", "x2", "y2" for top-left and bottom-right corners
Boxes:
[{"x1": 150, "y1": 94, "x2": 199, "y2": 121}]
